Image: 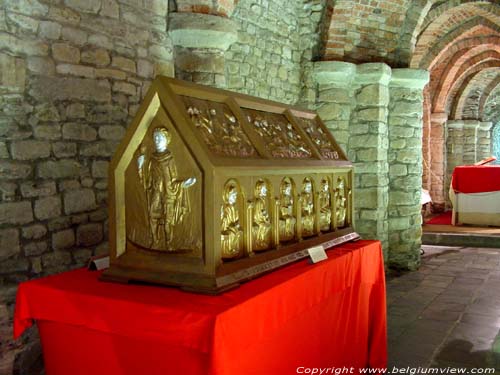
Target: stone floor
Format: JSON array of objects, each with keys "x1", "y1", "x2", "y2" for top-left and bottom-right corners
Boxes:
[{"x1": 387, "y1": 244, "x2": 500, "y2": 371}]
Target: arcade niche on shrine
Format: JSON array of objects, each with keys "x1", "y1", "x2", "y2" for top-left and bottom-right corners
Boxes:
[{"x1": 102, "y1": 76, "x2": 359, "y2": 293}]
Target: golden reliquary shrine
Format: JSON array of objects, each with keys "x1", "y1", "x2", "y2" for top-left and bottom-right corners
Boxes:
[{"x1": 102, "y1": 76, "x2": 359, "y2": 294}]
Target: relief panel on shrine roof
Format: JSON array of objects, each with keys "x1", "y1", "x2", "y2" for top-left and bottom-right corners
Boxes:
[
  {"x1": 180, "y1": 96, "x2": 259, "y2": 158},
  {"x1": 295, "y1": 116, "x2": 340, "y2": 160},
  {"x1": 243, "y1": 108, "x2": 314, "y2": 159}
]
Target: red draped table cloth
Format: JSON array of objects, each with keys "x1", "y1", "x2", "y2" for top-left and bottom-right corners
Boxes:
[
  {"x1": 14, "y1": 240, "x2": 387, "y2": 375},
  {"x1": 449, "y1": 165, "x2": 500, "y2": 226}
]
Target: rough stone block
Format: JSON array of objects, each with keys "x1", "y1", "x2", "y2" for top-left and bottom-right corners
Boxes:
[
  {"x1": 27, "y1": 56, "x2": 55, "y2": 75},
  {"x1": 137, "y1": 59, "x2": 153, "y2": 78},
  {"x1": 66, "y1": 103, "x2": 85, "y2": 119},
  {"x1": 91, "y1": 160, "x2": 109, "y2": 178},
  {"x1": 317, "y1": 103, "x2": 350, "y2": 121},
  {"x1": 111, "y1": 56, "x2": 136, "y2": 73},
  {"x1": 0, "y1": 228, "x2": 20, "y2": 260},
  {"x1": 56, "y1": 64, "x2": 95, "y2": 78},
  {"x1": 81, "y1": 49, "x2": 110, "y2": 67},
  {"x1": 100, "y1": 0, "x2": 119, "y2": 18},
  {"x1": 42, "y1": 251, "x2": 72, "y2": 268},
  {"x1": 65, "y1": 0, "x2": 102, "y2": 13},
  {"x1": 80, "y1": 141, "x2": 119, "y2": 157},
  {"x1": 112, "y1": 81, "x2": 137, "y2": 96},
  {"x1": 388, "y1": 217, "x2": 410, "y2": 231},
  {"x1": 0, "y1": 160, "x2": 31, "y2": 179},
  {"x1": 73, "y1": 248, "x2": 93, "y2": 265},
  {"x1": 30, "y1": 76, "x2": 111, "y2": 102},
  {"x1": 61, "y1": 26, "x2": 87, "y2": 45},
  {"x1": 64, "y1": 188, "x2": 96, "y2": 214},
  {"x1": 52, "y1": 142, "x2": 77, "y2": 158},
  {"x1": 39, "y1": 21, "x2": 61, "y2": 39},
  {"x1": 356, "y1": 108, "x2": 388, "y2": 122},
  {"x1": 389, "y1": 164, "x2": 407, "y2": 177},
  {"x1": 62, "y1": 123, "x2": 97, "y2": 141},
  {"x1": 76, "y1": 223, "x2": 103, "y2": 246},
  {"x1": 22, "y1": 224, "x2": 47, "y2": 240},
  {"x1": 37, "y1": 160, "x2": 81, "y2": 179},
  {"x1": 52, "y1": 229, "x2": 75, "y2": 250},
  {"x1": 52, "y1": 43, "x2": 80, "y2": 63},
  {"x1": 34, "y1": 196, "x2": 62, "y2": 220},
  {"x1": 0, "y1": 53, "x2": 26, "y2": 94},
  {"x1": 95, "y1": 68, "x2": 127, "y2": 80},
  {"x1": 0, "y1": 201, "x2": 33, "y2": 225},
  {"x1": 0, "y1": 257, "x2": 30, "y2": 273},
  {"x1": 98, "y1": 125, "x2": 124, "y2": 140},
  {"x1": 33, "y1": 125, "x2": 61, "y2": 140},
  {"x1": 10, "y1": 140, "x2": 50, "y2": 160},
  {"x1": 5, "y1": 0, "x2": 49, "y2": 16},
  {"x1": 0, "y1": 33, "x2": 48, "y2": 57},
  {"x1": 24, "y1": 241, "x2": 48, "y2": 256},
  {"x1": 356, "y1": 84, "x2": 389, "y2": 106},
  {"x1": 20, "y1": 181, "x2": 56, "y2": 198}
]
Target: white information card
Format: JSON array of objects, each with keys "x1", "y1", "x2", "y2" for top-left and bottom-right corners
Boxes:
[{"x1": 307, "y1": 245, "x2": 328, "y2": 264}]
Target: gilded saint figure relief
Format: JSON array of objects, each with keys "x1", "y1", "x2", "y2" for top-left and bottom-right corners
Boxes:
[
  {"x1": 336, "y1": 177, "x2": 347, "y2": 228},
  {"x1": 297, "y1": 117, "x2": 340, "y2": 160},
  {"x1": 244, "y1": 109, "x2": 313, "y2": 159},
  {"x1": 182, "y1": 96, "x2": 258, "y2": 158},
  {"x1": 252, "y1": 180, "x2": 272, "y2": 251},
  {"x1": 279, "y1": 178, "x2": 296, "y2": 242},
  {"x1": 137, "y1": 127, "x2": 197, "y2": 250},
  {"x1": 319, "y1": 178, "x2": 332, "y2": 232},
  {"x1": 300, "y1": 178, "x2": 315, "y2": 237},
  {"x1": 221, "y1": 181, "x2": 243, "y2": 259}
]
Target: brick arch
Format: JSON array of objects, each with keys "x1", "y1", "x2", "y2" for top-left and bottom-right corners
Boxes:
[
  {"x1": 413, "y1": 16, "x2": 500, "y2": 69},
  {"x1": 421, "y1": 0, "x2": 499, "y2": 30},
  {"x1": 321, "y1": 0, "x2": 410, "y2": 66},
  {"x1": 394, "y1": 0, "x2": 434, "y2": 66},
  {"x1": 479, "y1": 76, "x2": 500, "y2": 120},
  {"x1": 450, "y1": 66, "x2": 500, "y2": 119},
  {"x1": 432, "y1": 47, "x2": 500, "y2": 112}
]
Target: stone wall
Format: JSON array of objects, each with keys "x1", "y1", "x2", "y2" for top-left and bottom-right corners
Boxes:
[
  {"x1": 311, "y1": 61, "x2": 428, "y2": 267},
  {"x1": 0, "y1": 0, "x2": 172, "y2": 372}
]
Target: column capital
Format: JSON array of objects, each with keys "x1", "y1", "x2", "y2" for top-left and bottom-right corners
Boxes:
[
  {"x1": 355, "y1": 63, "x2": 391, "y2": 86},
  {"x1": 479, "y1": 121, "x2": 493, "y2": 131},
  {"x1": 312, "y1": 61, "x2": 356, "y2": 87},
  {"x1": 390, "y1": 69, "x2": 429, "y2": 89},
  {"x1": 169, "y1": 13, "x2": 238, "y2": 51}
]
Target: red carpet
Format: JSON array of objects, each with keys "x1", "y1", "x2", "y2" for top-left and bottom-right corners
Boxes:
[{"x1": 425, "y1": 211, "x2": 452, "y2": 225}]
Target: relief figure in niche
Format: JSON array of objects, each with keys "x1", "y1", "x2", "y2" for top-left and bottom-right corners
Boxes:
[
  {"x1": 252, "y1": 180, "x2": 272, "y2": 251},
  {"x1": 319, "y1": 178, "x2": 332, "y2": 232},
  {"x1": 300, "y1": 178, "x2": 315, "y2": 237},
  {"x1": 138, "y1": 127, "x2": 197, "y2": 250},
  {"x1": 336, "y1": 177, "x2": 347, "y2": 228},
  {"x1": 221, "y1": 182, "x2": 243, "y2": 259},
  {"x1": 279, "y1": 178, "x2": 296, "y2": 242}
]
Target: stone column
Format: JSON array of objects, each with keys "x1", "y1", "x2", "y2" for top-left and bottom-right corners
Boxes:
[
  {"x1": 463, "y1": 120, "x2": 480, "y2": 165},
  {"x1": 350, "y1": 63, "x2": 392, "y2": 255},
  {"x1": 477, "y1": 122, "x2": 493, "y2": 161},
  {"x1": 387, "y1": 69, "x2": 429, "y2": 270},
  {"x1": 313, "y1": 62, "x2": 356, "y2": 152},
  {"x1": 169, "y1": 13, "x2": 238, "y2": 87},
  {"x1": 429, "y1": 112, "x2": 447, "y2": 212}
]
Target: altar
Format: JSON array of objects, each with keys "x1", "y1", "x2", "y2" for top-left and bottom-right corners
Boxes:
[
  {"x1": 449, "y1": 165, "x2": 500, "y2": 226},
  {"x1": 14, "y1": 240, "x2": 387, "y2": 375}
]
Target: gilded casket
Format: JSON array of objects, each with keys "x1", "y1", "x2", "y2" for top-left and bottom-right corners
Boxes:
[{"x1": 102, "y1": 77, "x2": 359, "y2": 293}]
